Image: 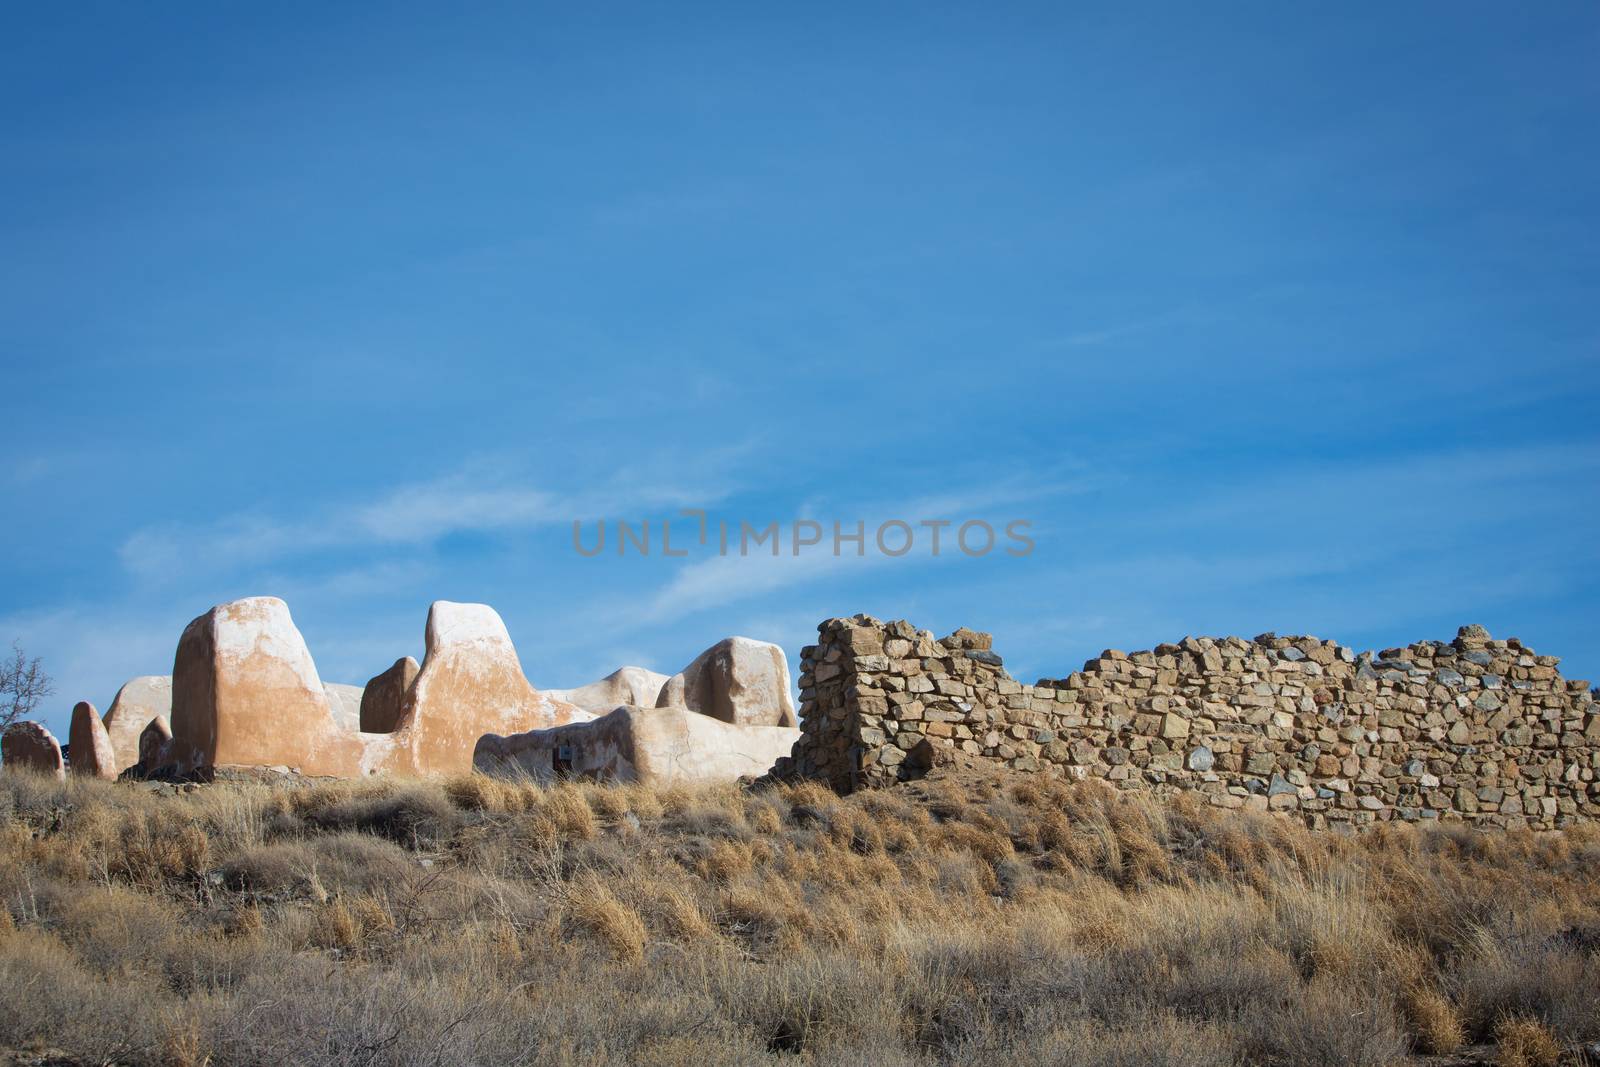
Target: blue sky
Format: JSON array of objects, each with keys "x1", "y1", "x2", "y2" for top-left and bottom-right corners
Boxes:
[{"x1": 3, "y1": 2, "x2": 1597, "y2": 739}]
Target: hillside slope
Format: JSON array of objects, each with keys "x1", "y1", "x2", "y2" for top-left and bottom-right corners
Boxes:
[{"x1": 1, "y1": 766, "x2": 1597, "y2": 1066}]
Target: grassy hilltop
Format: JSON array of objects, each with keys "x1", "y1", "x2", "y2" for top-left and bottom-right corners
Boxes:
[{"x1": 1, "y1": 762, "x2": 1596, "y2": 1067}]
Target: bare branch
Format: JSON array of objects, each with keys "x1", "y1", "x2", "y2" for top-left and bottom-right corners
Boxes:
[{"x1": 0, "y1": 640, "x2": 54, "y2": 729}]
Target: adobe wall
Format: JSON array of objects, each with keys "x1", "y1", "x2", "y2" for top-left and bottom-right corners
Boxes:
[{"x1": 775, "y1": 616, "x2": 1600, "y2": 830}]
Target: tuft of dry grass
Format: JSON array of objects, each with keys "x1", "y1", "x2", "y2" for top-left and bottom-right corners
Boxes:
[
  {"x1": 0, "y1": 761, "x2": 1596, "y2": 1065},
  {"x1": 1402, "y1": 986, "x2": 1466, "y2": 1054},
  {"x1": 567, "y1": 871, "x2": 647, "y2": 962},
  {"x1": 1494, "y1": 1015, "x2": 1563, "y2": 1067},
  {"x1": 162, "y1": 1013, "x2": 208, "y2": 1067}
]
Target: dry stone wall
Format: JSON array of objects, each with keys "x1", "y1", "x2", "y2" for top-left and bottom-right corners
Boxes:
[{"x1": 776, "y1": 616, "x2": 1600, "y2": 830}]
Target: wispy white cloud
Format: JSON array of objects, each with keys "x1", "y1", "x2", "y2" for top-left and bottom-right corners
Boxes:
[
  {"x1": 4, "y1": 454, "x2": 59, "y2": 487},
  {"x1": 637, "y1": 544, "x2": 877, "y2": 625},
  {"x1": 617, "y1": 474, "x2": 1095, "y2": 626},
  {"x1": 1048, "y1": 320, "x2": 1161, "y2": 349},
  {"x1": 118, "y1": 458, "x2": 743, "y2": 583}
]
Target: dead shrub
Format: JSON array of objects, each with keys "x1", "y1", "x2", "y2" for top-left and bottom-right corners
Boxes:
[
  {"x1": 1235, "y1": 979, "x2": 1409, "y2": 1067},
  {"x1": 730, "y1": 949, "x2": 906, "y2": 1055},
  {"x1": 219, "y1": 840, "x2": 318, "y2": 892},
  {"x1": 0, "y1": 926, "x2": 170, "y2": 1060},
  {"x1": 1455, "y1": 932, "x2": 1600, "y2": 1043},
  {"x1": 302, "y1": 783, "x2": 459, "y2": 848},
  {"x1": 218, "y1": 832, "x2": 411, "y2": 897},
  {"x1": 309, "y1": 831, "x2": 417, "y2": 890},
  {"x1": 53, "y1": 883, "x2": 181, "y2": 978},
  {"x1": 108, "y1": 810, "x2": 210, "y2": 888}
]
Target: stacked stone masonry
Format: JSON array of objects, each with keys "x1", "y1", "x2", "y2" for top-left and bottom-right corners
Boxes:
[{"x1": 776, "y1": 616, "x2": 1600, "y2": 830}]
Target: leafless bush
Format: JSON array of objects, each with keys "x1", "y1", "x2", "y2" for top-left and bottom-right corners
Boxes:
[{"x1": 0, "y1": 641, "x2": 53, "y2": 731}]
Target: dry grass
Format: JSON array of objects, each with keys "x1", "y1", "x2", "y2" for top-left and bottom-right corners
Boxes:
[
  {"x1": 1493, "y1": 1016, "x2": 1563, "y2": 1067},
  {"x1": 0, "y1": 763, "x2": 1596, "y2": 1066}
]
